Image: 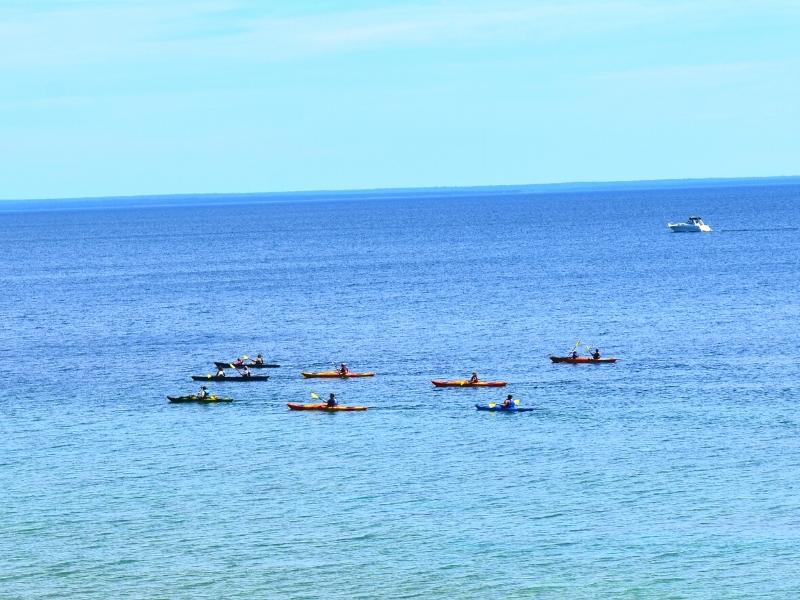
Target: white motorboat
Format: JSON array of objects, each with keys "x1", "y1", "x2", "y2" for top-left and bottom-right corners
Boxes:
[{"x1": 667, "y1": 216, "x2": 712, "y2": 232}]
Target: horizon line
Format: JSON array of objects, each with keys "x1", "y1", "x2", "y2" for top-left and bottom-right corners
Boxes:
[{"x1": 3, "y1": 174, "x2": 799, "y2": 204}]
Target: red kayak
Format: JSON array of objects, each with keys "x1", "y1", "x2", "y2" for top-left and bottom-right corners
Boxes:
[
  {"x1": 287, "y1": 403, "x2": 367, "y2": 411},
  {"x1": 549, "y1": 356, "x2": 618, "y2": 364},
  {"x1": 432, "y1": 380, "x2": 507, "y2": 388},
  {"x1": 301, "y1": 371, "x2": 376, "y2": 378}
]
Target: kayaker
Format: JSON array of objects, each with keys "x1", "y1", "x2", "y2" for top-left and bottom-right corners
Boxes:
[
  {"x1": 197, "y1": 386, "x2": 208, "y2": 399},
  {"x1": 469, "y1": 372, "x2": 479, "y2": 384},
  {"x1": 326, "y1": 393, "x2": 338, "y2": 407},
  {"x1": 502, "y1": 394, "x2": 514, "y2": 409},
  {"x1": 215, "y1": 367, "x2": 226, "y2": 377},
  {"x1": 241, "y1": 365, "x2": 252, "y2": 378},
  {"x1": 571, "y1": 350, "x2": 579, "y2": 359},
  {"x1": 339, "y1": 363, "x2": 349, "y2": 376},
  {"x1": 234, "y1": 357, "x2": 244, "y2": 367},
  {"x1": 254, "y1": 354, "x2": 264, "y2": 366},
  {"x1": 592, "y1": 348, "x2": 601, "y2": 360}
]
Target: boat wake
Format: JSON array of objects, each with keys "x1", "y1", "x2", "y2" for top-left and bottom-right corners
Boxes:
[{"x1": 722, "y1": 227, "x2": 799, "y2": 232}]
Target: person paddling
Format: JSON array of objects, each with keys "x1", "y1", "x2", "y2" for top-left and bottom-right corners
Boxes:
[
  {"x1": 241, "y1": 365, "x2": 252, "y2": 378},
  {"x1": 338, "y1": 363, "x2": 349, "y2": 376},
  {"x1": 215, "y1": 366, "x2": 226, "y2": 378},
  {"x1": 502, "y1": 394, "x2": 514, "y2": 409},
  {"x1": 469, "y1": 372, "x2": 479, "y2": 384},
  {"x1": 571, "y1": 350, "x2": 579, "y2": 359},
  {"x1": 326, "y1": 393, "x2": 338, "y2": 408},
  {"x1": 197, "y1": 386, "x2": 208, "y2": 399},
  {"x1": 253, "y1": 354, "x2": 264, "y2": 366},
  {"x1": 592, "y1": 348, "x2": 601, "y2": 360}
]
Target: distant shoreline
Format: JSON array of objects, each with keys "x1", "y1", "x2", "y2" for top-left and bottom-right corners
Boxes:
[{"x1": 1, "y1": 175, "x2": 798, "y2": 211}]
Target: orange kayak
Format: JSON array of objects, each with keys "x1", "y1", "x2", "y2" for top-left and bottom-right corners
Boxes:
[
  {"x1": 287, "y1": 403, "x2": 367, "y2": 411},
  {"x1": 301, "y1": 371, "x2": 376, "y2": 378},
  {"x1": 432, "y1": 380, "x2": 507, "y2": 388},
  {"x1": 549, "y1": 356, "x2": 618, "y2": 364}
]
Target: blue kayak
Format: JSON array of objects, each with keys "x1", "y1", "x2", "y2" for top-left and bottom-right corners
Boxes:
[{"x1": 475, "y1": 404, "x2": 534, "y2": 412}]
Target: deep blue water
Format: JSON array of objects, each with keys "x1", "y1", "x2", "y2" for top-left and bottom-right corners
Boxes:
[{"x1": 2, "y1": 184, "x2": 800, "y2": 598}]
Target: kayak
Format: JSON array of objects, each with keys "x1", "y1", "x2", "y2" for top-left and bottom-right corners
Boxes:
[
  {"x1": 549, "y1": 356, "x2": 618, "y2": 364},
  {"x1": 301, "y1": 371, "x2": 376, "y2": 378},
  {"x1": 287, "y1": 403, "x2": 368, "y2": 411},
  {"x1": 191, "y1": 375, "x2": 270, "y2": 381},
  {"x1": 168, "y1": 395, "x2": 233, "y2": 403},
  {"x1": 475, "y1": 404, "x2": 534, "y2": 412},
  {"x1": 214, "y1": 361, "x2": 280, "y2": 369},
  {"x1": 432, "y1": 380, "x2": 507, "y2": 388}
]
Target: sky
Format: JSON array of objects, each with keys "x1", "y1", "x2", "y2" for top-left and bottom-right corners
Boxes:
[{"x1": 0, "y1": 0, "x2": 798, "y2": 199}]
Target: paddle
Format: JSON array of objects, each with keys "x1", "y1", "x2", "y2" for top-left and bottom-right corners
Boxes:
[
  {"x1": 226, "y1": 365, "x2": 247, "y2": 375},
  {"x1": 311, "y1": 391, "x2": 332, "y2": 407},
  {"x1": 332, "y1": 362, "x2": 349, "y2": 376},
  {"x1": 228, "y1": 360, "x2": 252, "y2": 377},
  {"x1": 311, "y1": 391, "x2": 338, "y2": 407},
  {"x1": 566, "y1": 340, "x2": 581, "y2": 357},
  {"x1": 487, "y1": 400, "x2": 520, "y2": 409},
  {"x1": 577, "y1": 342, "x2": 600, "y2": 359}
]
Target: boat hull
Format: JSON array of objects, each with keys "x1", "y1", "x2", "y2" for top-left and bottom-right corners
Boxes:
[
  {"x1": 667, "y1": 223, "x2": 712, "y2": 232},
  {"x1": 668, "y1": 216, "x2": 712, "y2": 232},
  {"x1": 475, "y1": 404, "x2": 534, "y2": 412},
  {"x1": 301, "y1": 371, "x2": 376, "y2": 378},
  {"x1": 214, "y1": 361, "x2": 280, "y2": 369},
  {"x1": 191, "y1": 375, "x2": 270, "y2": 381},
  {"x1": 287, "y1": 403, "x2": 367, "y2": 411},
  {"x1": 432, "y1": 380, "x2": 507, "y2": 387},
  {"x1": 168, "y1": 395, "x2": 233, "y2": 403},
  {"x1": 549, "y1": 356, "x2": 617, "y2": 364}
]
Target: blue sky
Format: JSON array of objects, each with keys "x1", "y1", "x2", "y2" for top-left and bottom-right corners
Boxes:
[{"x1": 1, "y1": 0, "x2": 798, "y2": 199}]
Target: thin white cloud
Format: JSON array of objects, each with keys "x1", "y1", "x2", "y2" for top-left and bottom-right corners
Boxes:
[
  {"x1": 175, "y1": 0, "x2": 800, "y2": 61},
  {"x1": 0, "y1": 0, "x2": 797, "y2": 68},
  {"x1": 591, "y1": 58, "x2": 800, "y2": 87},
  {"x1": 0, "y1": 1, "x2": 234, "y2": 68}
]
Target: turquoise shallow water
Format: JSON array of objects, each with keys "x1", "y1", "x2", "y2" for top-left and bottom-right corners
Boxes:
[{"x1": 2, "y1": 184, "x2": 800, "y2": 598}]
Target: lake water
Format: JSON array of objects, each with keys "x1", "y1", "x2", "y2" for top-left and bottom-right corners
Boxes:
[{"x1": 2, "y1": 183, "x2": 799, "y2": 598}]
